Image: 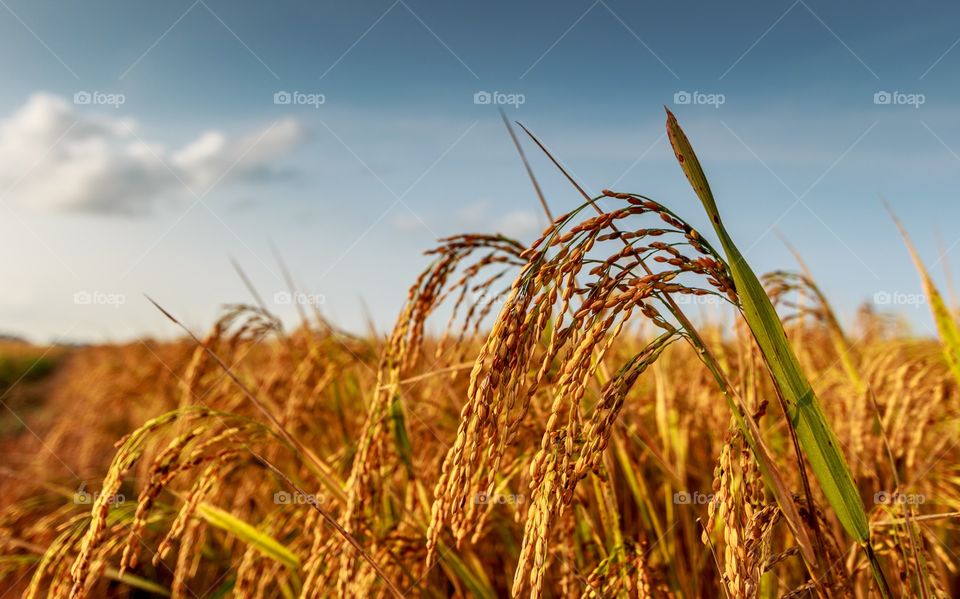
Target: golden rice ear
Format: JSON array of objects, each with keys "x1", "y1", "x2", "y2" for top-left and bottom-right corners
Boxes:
[{"x1": 666, "y1": 108, "x2": 890, "y2": 597}]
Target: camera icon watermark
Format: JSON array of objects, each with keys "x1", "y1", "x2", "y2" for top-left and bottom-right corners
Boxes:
[
  {"x1": 873, "y1": 91, "x2": 925, "y2": 109},
  {"x1": 473, "y1": 90, "x2": 525, "y2": 108},
  {"x1": 472, "y1": 290, "x2": 507, "y2": 306},
  {"x1": 73, "y1": 290, "x2": 126, "y2": 309},
  {"x1": 273, "y1": 90, "x2": 325, "y2": 108},
  {"x1": 673, "y1": 491, "x2": 717, "y2": 505},
  {"x1": 673, "y1": 90, "x2": 725, "y2": 109},
  {"x1": 274, "y1": 491, "x2": 322, "y2": 506},
  {"x1": 273, "y1": 291, "x2": 325, "y2": 306},
  {"x1": 675, "y1": 294, "x2": 722, "y2": 306},
  {"x1": 874, "y1": 491, "x2": 925, "y2": 506},
  {"x1": 73, "y1": 90, "x2": 126, "y2": 108},
  {"x1": 872, "y1": 290, "x2": 926, "y2": 307},
  {"x1": 73, "y1": 483, "x2": 125, "y2": 505},
  {"x1": 473, "y1": 492, "x2": 525, "y2": 505}
]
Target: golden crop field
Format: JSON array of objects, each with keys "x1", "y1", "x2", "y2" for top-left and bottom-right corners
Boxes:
[{"x1": 1, "y1": 113, "x2": 957, "y2": 598}]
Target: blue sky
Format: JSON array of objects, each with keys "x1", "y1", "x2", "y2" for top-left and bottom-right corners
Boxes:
[{"x1": 1, "y1": 0, "x2": 959, "y2": 341}]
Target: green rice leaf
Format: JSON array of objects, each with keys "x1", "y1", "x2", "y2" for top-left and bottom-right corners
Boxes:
[
  {"x1": 197, "y1": 502, "x2": 300, "y2": 572},
  {"x1": 664, "y1": 109, "x2": 870, "y2": 542},
  {"x1": 103, "y1": 567, "x2": 170, "y2": 597},
  {"x1": 390, "y1": 395, "x2": 415, "y2": 475}
]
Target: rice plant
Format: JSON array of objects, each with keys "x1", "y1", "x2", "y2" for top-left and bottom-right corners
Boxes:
[{"x1": 0, "y1": 112, "x2": 958, "y2": 598}]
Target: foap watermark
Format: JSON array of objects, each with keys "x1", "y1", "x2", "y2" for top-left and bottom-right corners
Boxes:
[
  {"x1": 874, "y1": 91, "x2": 925, "y2": 109},
  {"x1": 873, "y1": 291, "x2": 926, "y2": 307},
  {"x1": 274, "y1": 491, "x2": 323, "y2": 506},
  {"x1": 673, "y1": 491, "x2": 718, "y2": 506},
  {"x1": 473, "y1": 90, "x2": 525, "y2": 108},
  {"x1": 675, "y1": 293, "x2": 723, "y2": 307},
  {"x1": 73, "y1": 291, "x2": 126, "y2": 308},
  {"x1": 274, "y1": 90, "x2": 325, "y2": 108},
  {"x1": 472, "y1": 290, "x2": 508, "y2": 306},
  {"x1": 273, "y1": 291, "x2": 325, "y2": 306},
  {"x1": 74, "y1": 90, "x2": 126, "y2": 108},
  {"x1": 673, "y1": 90, "x2": 725, "y2": 109},
  {"x1": 874, "y1": 491, "x2": 925, "y2": 506},
  {"x1": 473, "y1": 492, "x2": 525, "y2": 505},
  {"x1": 73, "y1": 483, "x2": 126, "y2": 505}
]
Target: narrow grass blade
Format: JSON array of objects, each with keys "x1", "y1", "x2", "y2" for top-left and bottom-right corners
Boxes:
[
  {"x1": 887, "y1": 205, "x2": 960, "y2": 386},
  {"x1": 103, "y1": 567, "x2": 171, "y2": 597},
  {"x1": 390, "y1": 395, "x2": 415, "y2": 475},
  {"x1": 197, "y1": 502, "x2": 301, "y2": 572}
]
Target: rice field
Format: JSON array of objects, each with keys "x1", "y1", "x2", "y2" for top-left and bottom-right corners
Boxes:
[{"x1": 1, "y1": 112, "x2": 958, "y2": 598}]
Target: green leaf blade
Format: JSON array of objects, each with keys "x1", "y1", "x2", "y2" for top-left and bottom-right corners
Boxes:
[{"x1": 665, "y1": 109, "x2": 870, "y2": 544}]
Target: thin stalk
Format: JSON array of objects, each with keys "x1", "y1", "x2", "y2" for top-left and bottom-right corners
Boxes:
[
  {"x1": 868, "y1": 389, "x2": 930, "y2": 598},
  {"x1": 500, "y1": 109, "x2": 553, "y2": 222}
]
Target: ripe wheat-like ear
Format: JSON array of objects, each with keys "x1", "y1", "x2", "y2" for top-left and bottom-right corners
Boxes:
[
  {"x1": 336, "y1": 233, "x2": 527, "y2": 596},
  {"x1": 421, "y1": 189, "x2": 743, "y2": 597}
]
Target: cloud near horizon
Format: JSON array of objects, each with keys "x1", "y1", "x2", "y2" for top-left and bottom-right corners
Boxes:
[{"x1": 0, "y1": 93, "x2": 306, "y2": 215}]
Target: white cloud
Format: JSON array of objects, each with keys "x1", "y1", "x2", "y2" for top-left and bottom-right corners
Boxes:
[
  {"x1": 455, "y1": 199, "x2": 489, "y2": 223},
  {"x1": 495, "y1": 210, "x2": 543, "y2": 239},
  {"x1": 0, "y1": 93, "x2": 305, "y2": 214},
  {"x1": 450, "y1": 201, "x2": 544, "y2": 239}
]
